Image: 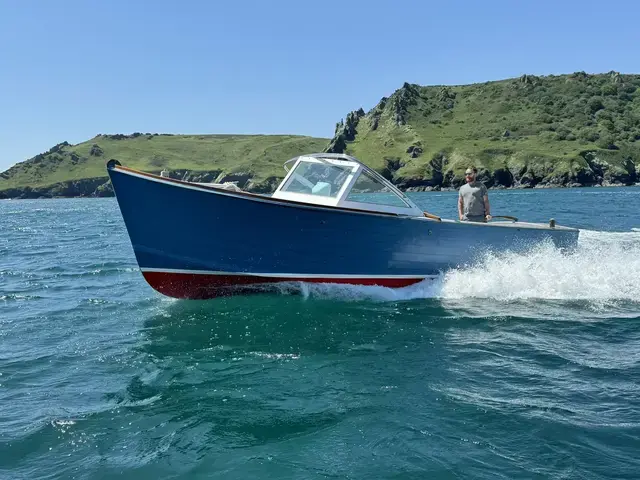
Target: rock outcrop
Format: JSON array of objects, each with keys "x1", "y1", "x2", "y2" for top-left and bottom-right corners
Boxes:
[{"x1": 325, "y1": 108, "x2": 366, "y2": 154}]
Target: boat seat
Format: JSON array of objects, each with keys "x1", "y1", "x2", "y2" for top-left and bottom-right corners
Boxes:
[{"x1": 311, "y1": 181, "x2": 331, "y2": 196}]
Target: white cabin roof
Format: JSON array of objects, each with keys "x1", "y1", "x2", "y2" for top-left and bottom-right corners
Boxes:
[{"x1": 271, "y1": 153, "x2": 424, "y2": 216}]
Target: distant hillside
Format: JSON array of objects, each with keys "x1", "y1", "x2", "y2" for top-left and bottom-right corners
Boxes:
[
  {"x1": 326, "y1": 71, "x2": 640, "y2": 189},
  {"x1": 0, "y1": 134, "x2": 329, "y2": 198},
  {"x1": 2, "y1": 71, "x2": 640, "y2": 199}
]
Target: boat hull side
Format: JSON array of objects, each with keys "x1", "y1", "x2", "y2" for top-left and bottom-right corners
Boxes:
[{"x1": 108, "y1": 167, "x2": 579, "y2": 299}]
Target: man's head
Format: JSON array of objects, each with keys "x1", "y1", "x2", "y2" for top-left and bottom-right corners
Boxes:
[{"x1": 465, "y1": 166, "x2": 478, "y2": 183}]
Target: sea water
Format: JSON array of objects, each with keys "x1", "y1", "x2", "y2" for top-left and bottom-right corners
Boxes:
[{"x1": 1, "y1": 187, "x2": 639, "y2": 479}]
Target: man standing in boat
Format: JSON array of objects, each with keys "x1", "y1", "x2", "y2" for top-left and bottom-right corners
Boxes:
[{"x1": 458, "y1": 167, "x2": 492, "y2": 222}]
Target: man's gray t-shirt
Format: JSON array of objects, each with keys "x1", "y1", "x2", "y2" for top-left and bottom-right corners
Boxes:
[{"x1": 459, "y1": 181, "x2": 488, "y2": 218}]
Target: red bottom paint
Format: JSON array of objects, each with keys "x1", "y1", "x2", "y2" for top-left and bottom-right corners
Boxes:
[{"x1": 142, "y1": 271, "x2": 426, "y2": 300}]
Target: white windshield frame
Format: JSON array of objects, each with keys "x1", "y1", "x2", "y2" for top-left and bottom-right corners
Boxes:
[{"x1": 272, "y1": 153, "x2": 424, "y2": 216}]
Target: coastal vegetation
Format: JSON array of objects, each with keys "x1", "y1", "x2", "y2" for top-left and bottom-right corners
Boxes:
[
  {"x1": 327, "y1": 71, "x2": 640, "y2": 190},
  {"x1": 0, "y1": 134, "x2": 328, "y2": 198},
  {"x1": 2, "y1": 71, "x2": 639, "y2": 198}
]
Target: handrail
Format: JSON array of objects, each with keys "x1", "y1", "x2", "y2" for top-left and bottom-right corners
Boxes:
[
  {"x1": 491, "y1": 215, "x2": 518, "y2": 222},
  {"x1": 283, "y1": 158, "x2": 298, "y2": 172},
  {"x1": 423, "y1": 211, "x2": 442, "y2": 221}
]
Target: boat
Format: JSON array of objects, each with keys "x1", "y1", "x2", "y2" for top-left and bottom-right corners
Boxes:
[{"x1": 106, "y1": 153, "x2": 579, "y2": 299}]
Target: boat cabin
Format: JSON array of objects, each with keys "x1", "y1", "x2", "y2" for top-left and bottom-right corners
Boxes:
[{"x1": 271, "y1": 153, "x2": 424, "y2": 216}]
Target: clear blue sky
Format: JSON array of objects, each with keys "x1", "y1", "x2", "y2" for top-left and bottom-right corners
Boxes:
[{"x1": 1, "y1": 0, "x2": 638, "y2": 171}]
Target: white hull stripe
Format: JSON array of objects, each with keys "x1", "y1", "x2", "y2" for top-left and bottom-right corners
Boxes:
[{"x1": 140, "y1": 267, "x2": 437, "y2": 280}]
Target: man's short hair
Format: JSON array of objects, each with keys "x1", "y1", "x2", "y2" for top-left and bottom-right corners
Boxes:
[{"x1": 465, "y1": 166, "x2": 478, "y2": 174}]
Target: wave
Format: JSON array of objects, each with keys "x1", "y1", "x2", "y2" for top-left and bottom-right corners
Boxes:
[{"x1": 298, "y1": 229, "x2": 640, "y2": 306}]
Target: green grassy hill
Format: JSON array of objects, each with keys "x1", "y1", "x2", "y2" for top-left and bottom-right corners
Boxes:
[
  {"x1": 2, "y1": 71, "x2": 639, "y2": 198},
  {"x1": 327, "y1": 71, "x2": 640, "y2": 189},
  {"x1": 0, "y1": 134, "x2": 329, "y2": 198}
]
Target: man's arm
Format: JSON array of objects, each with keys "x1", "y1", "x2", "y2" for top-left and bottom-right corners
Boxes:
[
  {"x1": 483, "y1": 192, "x2": 491, "y2": 220},
  {"x1": 458, "y1": 193, "x2": 464, "y2": 220}
]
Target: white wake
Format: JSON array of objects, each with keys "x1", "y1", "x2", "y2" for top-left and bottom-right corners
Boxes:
[{"x1": 299, "y1": 230, "x2": 640, "y2": 304}]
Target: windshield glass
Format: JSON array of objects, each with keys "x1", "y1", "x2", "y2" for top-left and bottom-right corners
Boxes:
[
  {"x1": 345, "y1": 170, "x2": 412, "y2": 208},
  {"x1": 281, "y1": 161, "x2": 353, "y2": 198}
]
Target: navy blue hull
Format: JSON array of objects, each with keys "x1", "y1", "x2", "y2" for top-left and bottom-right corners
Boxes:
[{"x1": 108, "y1": 165, "x2": 578, "y2": 298}]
